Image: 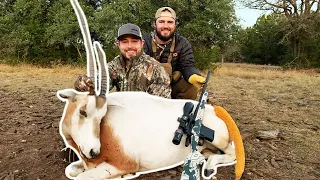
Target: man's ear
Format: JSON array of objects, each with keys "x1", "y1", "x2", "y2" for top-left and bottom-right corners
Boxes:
[
  {"x1": 141, "y1": 39, "x2": 145, "y2": 46},
  {"x1": 152, "y1": 20, "x2": 156, "y2": 29},
  {"x1": 175, "y1": 18, "x2": 179, "y2": 27}
]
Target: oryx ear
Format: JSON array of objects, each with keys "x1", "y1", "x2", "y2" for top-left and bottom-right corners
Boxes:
[{"x1": 57, "y1": 89, "x2": 78, "y2": 102}]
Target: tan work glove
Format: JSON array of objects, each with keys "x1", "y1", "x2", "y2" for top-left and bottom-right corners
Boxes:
[
  {"x1": 188, "y1": 74, "x2": 206, "y2": 89},
  {"x1": 74, "y1": 74, "x2": 95, "y2": 95}
]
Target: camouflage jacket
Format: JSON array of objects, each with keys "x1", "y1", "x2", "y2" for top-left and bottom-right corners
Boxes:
[{"x1": 108, "y1": 52, "x2": 172, "y2": 98}]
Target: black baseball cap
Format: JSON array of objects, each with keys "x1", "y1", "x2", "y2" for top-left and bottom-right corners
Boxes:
[{"x1": 117, "y1": 23, "x2": 142, "y2": 40}]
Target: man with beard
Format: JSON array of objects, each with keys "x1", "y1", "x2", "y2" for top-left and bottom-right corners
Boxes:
[
  {"x1": 143, "y1": 7, "x2": 206, "y2": 100},
  {"x1": 75, "y1": 23, "x2": 171, "y2": 99}
]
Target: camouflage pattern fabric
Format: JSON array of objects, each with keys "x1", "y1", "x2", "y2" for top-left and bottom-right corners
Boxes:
[
  {"x1": 181, "y1": 92, "x2": 208, "y2": 180},
  {"x1": 74, "y1": 53, "x2": 172, "y2": 98},
  {"x1": 74, "y1": 74, "x2": 95, "y2": 95},
  {"x1": 108, "y1": 52, "x2": 171, "y2": 98}
]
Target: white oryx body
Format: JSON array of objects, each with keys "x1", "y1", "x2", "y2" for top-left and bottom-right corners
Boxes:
[
  {"x1": 100, "y1": 92, "x2": 229, "y2": 169},
  {"x1": 58, "y1": 0, "x2": 244, "y2": 179},
  {"x1": 58, "y1": 90, "x2": 236, "y2": 180}
]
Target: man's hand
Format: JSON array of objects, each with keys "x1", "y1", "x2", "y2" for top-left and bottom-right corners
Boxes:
[
  {"x1": 188, "y1": 74, "x2": 206, "y2": 89},
  {"x1": 74, "y1": 74, "x2": 95, "y2": 94}
]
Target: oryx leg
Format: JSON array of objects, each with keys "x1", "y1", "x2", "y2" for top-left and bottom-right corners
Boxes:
[
  {"x1": 75, "y1": 162, "x2": 126, "y2": 180},
  {"x1": 66, "y1": 161, "x2": 85, "y2": 178},
  {"x1": 201, "y1": 110, "x2": 237, "y2": 177},
  {"x1": 203, "y1": 141, "x2": 236, "y2": 178}
]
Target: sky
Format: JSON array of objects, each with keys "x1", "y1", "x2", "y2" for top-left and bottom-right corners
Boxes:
[{"x1": 235, "y1": 4, "x2": 265, "y2": 28}]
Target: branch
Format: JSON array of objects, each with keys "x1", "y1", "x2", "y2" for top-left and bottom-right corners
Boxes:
[
  {"x1": 288, "y1": 0, "x2": 298, "y2": 15},
  {"x1": 310, "y1": 0, "x2": 317, "y2": 8},
  {"x1": 263, "y1": 0, "x2": 285, "y2": 9},
  {"x1": 304, "y1": 0, "x2": 311, "y2": 15}
]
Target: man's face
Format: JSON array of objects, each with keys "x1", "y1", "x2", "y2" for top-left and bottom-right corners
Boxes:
[
  {"x1": 154, "y1": 11, "x2": 176, "y2": 42},
  {"x1": 117, "y1": 35, "x2": 144, "y2": 59}
]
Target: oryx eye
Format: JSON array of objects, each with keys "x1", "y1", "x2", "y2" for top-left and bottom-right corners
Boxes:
[{"x1": 79, "y1": 110, "x2": 87, "y2": 117}]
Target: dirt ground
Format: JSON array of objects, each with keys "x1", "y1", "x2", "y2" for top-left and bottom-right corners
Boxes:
[{"x1": 0, "y1": 63, "x2": 319, "y2": 180}]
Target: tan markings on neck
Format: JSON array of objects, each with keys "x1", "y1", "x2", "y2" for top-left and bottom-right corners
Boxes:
[
  {"x1": 67, "y1": 138, "x2": 79, "y2": 152},
  {"x1": 92, "y1": 117, "x2": 100, "y2": 139},
  {"x1": 93, "y1": 96, "x2": 106, "y2": 139},
  {"x1": 84, "y1": 116, "x2": 139, "y2": 172},
  {"x1": 64, "y1": 102, "x2": 77, "y2": 131}
]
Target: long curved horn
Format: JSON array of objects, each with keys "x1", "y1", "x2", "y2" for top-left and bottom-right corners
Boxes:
[
  {"x1": 93, "y1": 41, "x2": 109, "y2": 96},
  {"x1": 70, "y1": 0, "x2": 98, "y2": 94}
]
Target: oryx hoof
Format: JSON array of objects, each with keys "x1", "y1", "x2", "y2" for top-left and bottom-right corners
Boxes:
[
  {"x1": 66, "y1": 162, "x2": 85, "y2": 178},
  {"x1": 204, "y1": 169, "x2": 216, "y2": 178}
]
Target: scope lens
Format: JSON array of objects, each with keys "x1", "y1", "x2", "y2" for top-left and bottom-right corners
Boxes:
[{"x1": 172, "y1": 129, "x2": 183, "y2": 145}]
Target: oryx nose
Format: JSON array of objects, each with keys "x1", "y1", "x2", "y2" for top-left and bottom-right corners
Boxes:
[{"x1": 89, "y1": 149, "x2": 100, "y2": 158}]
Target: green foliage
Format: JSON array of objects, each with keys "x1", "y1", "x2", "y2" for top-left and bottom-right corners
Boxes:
[
  {"x1": 0, "y1": 0, "x2": 236, "y2": 69},
  {"x1": 240, "y1": 0, "x2": 320, "y2": 69},
  {"x1": 238, "y1": 12, "x2": 320, "y2": 69},
  {"x1": 239, "y1": 14, "x2": 288, "y2": 65},
  {"x1": 193, "y1": 46, "x2": 221, "y2": 70}
]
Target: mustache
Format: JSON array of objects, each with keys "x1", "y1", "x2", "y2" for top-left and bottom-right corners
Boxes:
[
  {"x1": 125, "y1": 48, "x2": 137, "y2": 51},
  {"x1": 161, "y1": 28, "x2": 171, "y2": 31}
]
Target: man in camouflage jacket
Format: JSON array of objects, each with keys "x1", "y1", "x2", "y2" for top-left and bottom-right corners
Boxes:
[{"x1": 75, "y1": 23, "x2": 171, "y2": 99}]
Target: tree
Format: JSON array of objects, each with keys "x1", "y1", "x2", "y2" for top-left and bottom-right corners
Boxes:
[
  {"x1": 0, "y1": 0, "x2": 51, "y2": 61},
  {"x1": 93, "y1": 0, "x2": 238, "y2": 67},
  {"x1": 0, "y1": 0, "x2": 239, "y2": 68},
  {"x1": 239, "y1": 14, "x2": 288, "y2": 65},
  {"x1": 241, "y1": 0, "x2": 320, "y2": 68}
]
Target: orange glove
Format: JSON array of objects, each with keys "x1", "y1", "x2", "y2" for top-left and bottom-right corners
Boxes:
[{"x1": 188, "y1": 74, "x2": 206, "y2": 89}]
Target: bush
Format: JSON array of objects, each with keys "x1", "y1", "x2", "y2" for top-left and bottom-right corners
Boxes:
[{"x1": 193, "y1": 46, "x2": 221, "y2": 70}]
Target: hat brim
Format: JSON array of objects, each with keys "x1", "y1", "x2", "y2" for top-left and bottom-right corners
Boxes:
[{"x1": 117, "y1": 34, "x2": 142, "y2": 40}]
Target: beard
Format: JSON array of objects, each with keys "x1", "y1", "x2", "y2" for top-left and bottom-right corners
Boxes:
[
  {"x1": 155, "y1": 28, "x2": 175, "y2": 42},
  {"x1": 121, "y1": 48, "x2": 139, "y2": 59}
]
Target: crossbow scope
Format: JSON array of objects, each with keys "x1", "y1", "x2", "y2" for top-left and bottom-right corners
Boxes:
[{"x1": 172, "y1": 102, "x2": 194, "y2": 145}]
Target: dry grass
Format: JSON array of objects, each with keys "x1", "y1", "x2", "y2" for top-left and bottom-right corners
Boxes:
[
  {"x1": 213, "y1": 63, "x2": 319, "y2": 79},
  {"x1": 0, "y1": 63, "x2": 85, "y2": 91}
]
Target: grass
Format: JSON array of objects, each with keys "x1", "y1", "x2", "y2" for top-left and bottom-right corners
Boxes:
[
  {"x1": 0, "y1": 63, "x2": 85, "y2": 91},
  {"x1": 213, "y1": 63, "x2": 319, "y2": 79}
]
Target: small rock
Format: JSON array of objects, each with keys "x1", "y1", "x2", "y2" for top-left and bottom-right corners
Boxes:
[
  {"x1": 266, "y1": 97, "x2": 278, "y2": 102},
  {"x1": 270, "y1": 158, "x2": 280, "y2": 168},
  {"x1": 296, "y1": 101, "x2": 308, "y2": 106},
  {"x1": 21, "y1": 140, "x2": 27, "y2": 143},
  {"x1": 256, "y1": 129, "x2": 280, "y2": 140}
]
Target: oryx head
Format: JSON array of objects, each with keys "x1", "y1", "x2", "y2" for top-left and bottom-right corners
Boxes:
[
  {"x1": 57, "y1": 0, "x2": 109, "y2": 159},
  {"x1": 57, "y1": 89, "x2": 107, "y2": 159}
]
